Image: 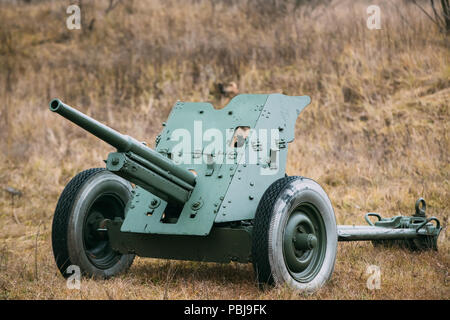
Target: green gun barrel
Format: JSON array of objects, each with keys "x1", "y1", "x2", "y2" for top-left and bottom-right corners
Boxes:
[{"x1": 49, "y1": 99, "x2": 196, "y2": 190}]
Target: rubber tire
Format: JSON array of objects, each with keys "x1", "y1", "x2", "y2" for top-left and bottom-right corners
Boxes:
[
  {"x1": 252, "y1": 176, "x2": 337, "y2": 293},
  {"x1": 52, "y1": 168, "x2": 135, "y2": 279}
]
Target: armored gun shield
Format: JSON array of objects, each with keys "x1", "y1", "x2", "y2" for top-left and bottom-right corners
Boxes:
[{"x1": 110, "y1": 94, "x2": 312, "y2": 236}]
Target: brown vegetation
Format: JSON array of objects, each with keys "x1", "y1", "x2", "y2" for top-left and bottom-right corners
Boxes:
[{"x1": 0, "y1": 0, "x2": 448, "y2": 299}]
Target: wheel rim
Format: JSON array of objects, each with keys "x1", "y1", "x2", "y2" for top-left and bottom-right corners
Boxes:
[
  {"x1": 83, "y1": 193, "x2": 124, "y2": 269},
  {"x1": 282, "y1": 202, "x2": 327, "y2": 283}
]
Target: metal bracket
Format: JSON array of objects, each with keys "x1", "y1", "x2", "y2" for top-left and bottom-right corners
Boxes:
[{"x1": 338, "y1": 198, "x2": 442, "y2": 251}]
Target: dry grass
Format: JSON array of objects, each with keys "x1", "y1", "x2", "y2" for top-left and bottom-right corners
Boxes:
[{"x1": 0, "y1": 0, "x2": 449, "y2": 299}]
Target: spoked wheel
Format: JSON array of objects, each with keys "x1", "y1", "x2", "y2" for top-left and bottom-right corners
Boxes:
[
  {"x1": 52, "y1": 168, "x2": 135, "y2": 278},
  {"x1": 252, "y1": 176, "x2": 337, "y2": 293}
]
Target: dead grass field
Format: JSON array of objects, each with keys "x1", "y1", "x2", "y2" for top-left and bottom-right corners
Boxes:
[{"x1": 0, "y1": 0, "x2": 448, "y2": 299}]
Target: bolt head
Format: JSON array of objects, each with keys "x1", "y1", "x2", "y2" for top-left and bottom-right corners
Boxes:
[{"x1": 307, "y1": 234, "x2": 318, "y2": 249}]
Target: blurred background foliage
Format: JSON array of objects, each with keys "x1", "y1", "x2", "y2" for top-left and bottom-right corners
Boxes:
[{"x1": 0, "y1": 0, "x2": 448, "y2": 299}]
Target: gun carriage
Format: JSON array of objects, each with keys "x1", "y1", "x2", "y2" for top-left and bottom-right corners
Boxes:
[{"x1": 49, "y1": 95, "x2": 442, "y2": 292}]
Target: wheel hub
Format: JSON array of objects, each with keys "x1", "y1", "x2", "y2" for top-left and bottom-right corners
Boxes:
[
  {"x1": 283, "y1": 205, "x2": 327, "y2": 282},
  {"x1": 294, "y1": 233, "x2": 317, "y2": 251},
  {"x1": 83, "y1": 194, "x2": 124, "y2": 269}
]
